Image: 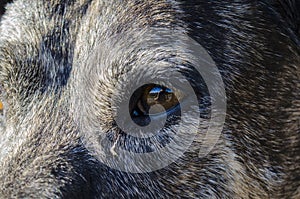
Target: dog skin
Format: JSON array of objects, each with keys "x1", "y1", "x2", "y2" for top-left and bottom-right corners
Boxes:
[{"x1": 0, "y1": 0, "x2": 299, "y2": 198}]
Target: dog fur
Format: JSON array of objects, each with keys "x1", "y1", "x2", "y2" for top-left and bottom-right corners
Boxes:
[{"x1": 0, "y1": 0, "x2": 299, "y2": 198}]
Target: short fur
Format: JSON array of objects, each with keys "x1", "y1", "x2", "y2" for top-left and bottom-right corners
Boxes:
[{"x1": 0, "y1": 0, "x2": 299, "y2": 198}]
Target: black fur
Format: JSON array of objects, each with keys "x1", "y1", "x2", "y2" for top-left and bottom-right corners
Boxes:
[{"x1": 0, "y1": 0, "x2": 299, "y2": 198}]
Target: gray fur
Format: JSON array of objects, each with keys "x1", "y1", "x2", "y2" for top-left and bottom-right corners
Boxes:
[{"x1": 0, "y1": 0, "x2": 299, "y2": 198}]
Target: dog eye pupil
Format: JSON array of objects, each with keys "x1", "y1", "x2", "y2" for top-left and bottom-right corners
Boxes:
[
  {"x1": 131, "y1": 85, "x2": 178, "y2": 117},
  {"x1": 146, "y1": 86, "x2": 174, "y2": 106}
]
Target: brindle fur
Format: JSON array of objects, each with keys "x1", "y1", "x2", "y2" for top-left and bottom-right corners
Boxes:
[{"x1": 0, "y1": 0, "x2": 299, "y2": 198}]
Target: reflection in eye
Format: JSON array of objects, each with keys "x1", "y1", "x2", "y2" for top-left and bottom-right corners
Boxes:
[{"x1": 131, "y1": 84, "x2": 179, "y2": 117}]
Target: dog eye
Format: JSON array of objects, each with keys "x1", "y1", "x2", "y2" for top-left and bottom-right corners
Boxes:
[
  {"x1": 0, "y1": 101, "x2": 3, "y2": 113},
  {"x1": 131, "y1": 84, "x2": 179, "y2": 117}
]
